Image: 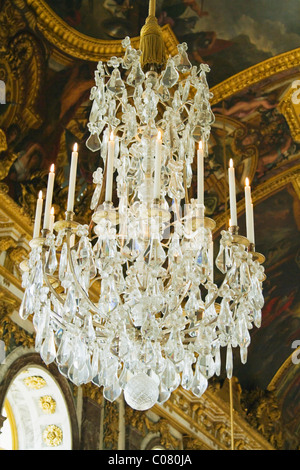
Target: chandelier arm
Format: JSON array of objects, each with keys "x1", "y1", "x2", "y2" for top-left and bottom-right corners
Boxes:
[
  {"x1": 65, "y1": 229, "x2": 110, "y2": 320},
  {"x1": 42, "y1": 248, "x2": 65, "y2": 307},
  {"x1": 161, "y1": 280, "x2": 192, "y2": 327},
  {"x1": 41, "y1": 250, "x2": 96, "y2": 326},
  {"x1": 49, "y1": 308, "x2": 67, "y2": 329}
]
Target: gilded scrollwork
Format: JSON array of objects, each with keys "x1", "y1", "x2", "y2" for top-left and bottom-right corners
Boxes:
[
  {"x1": 241, "y1": 387, "x2": 284, "y2": 450},
  {"x1": 103, "y1": 401, "x2": 119, "y2": 449}
]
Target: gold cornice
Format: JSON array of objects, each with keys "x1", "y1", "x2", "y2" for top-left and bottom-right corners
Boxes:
[
  {"x1": 26, "y1": 0, "x2": 178, "y2": 62},
  {"x1": 154, "y1": 387, "x2": 273, "y2": 450},
  {"x1": 0, "y1": 190, "x2": 32, "y2": 240},
  {"x1": 211, "y1": 48, "x2": 300, "y2": 105}
]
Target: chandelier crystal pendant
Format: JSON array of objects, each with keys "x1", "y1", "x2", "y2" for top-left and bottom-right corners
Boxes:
[{"x1": 19, "y1": 1, "x2": 265, "y2": 411}]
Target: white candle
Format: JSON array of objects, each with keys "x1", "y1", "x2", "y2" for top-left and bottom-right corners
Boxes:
[
  {"x1": 228, "y1": 159, "x2": 237, "y2": 226},
  {"x1": 33, "y1": 190, "x2": 43, "y2": 238},
  {"x1": 67, "y1": 143, "x2": 78, "y2": 212},
  {"x1": 244, "y1": 177, "x2": 253, "y2": 242},
  {"x1": 49, "y1": 207, "x2": 55, "y2": 233},
  {"x1": 197, "y1": 140, "x2": 204, "y2": 206},
  {"x1": 209, "y1": 239, "x2": 214, "y2": 281},
  {"x1": 154, "y1": 130, "x2": 162, "y2": 200},
  {"x1": 43, "y1": 164, "x2": 55, "y2": 230},
  {"x1": 250, "y1": 200, "x2": 255, "y2": 245},
  {"x1": 105, "y1": 132, "x2": 115, "y2": 202}
]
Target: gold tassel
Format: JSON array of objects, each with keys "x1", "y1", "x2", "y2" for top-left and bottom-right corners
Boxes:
[{"x1": 139, "y1": 15, "x2": 166, "y2": 69}]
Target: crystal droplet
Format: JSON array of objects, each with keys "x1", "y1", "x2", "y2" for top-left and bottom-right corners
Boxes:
[
  {"x1": 34, "y1": 260, "x2": 43, "y2": 289},
  {"x1": 175, "y1": 43, "x2": 192, "y2": 73},
  {"x1": 89, "y1": 99, "x2": 99, "y2": 123},
  {"x1": 214, "y1": 345, "x2": 221, "y2": 376},
  {"x1": 161, "y1": 359, "x2": 180, "y2": 392},
  {"x1": 236, "y1": 315, "x2": 251, "y2": 348},
  {"x1": 127, "y1": 61, "x2": 145, "y2": 86},
  {"x1": 56, "y1": 333, "x2": 71, "y2": 365},
  {"x1": 86, "y1": 132, "x2": 101, "y2": 152},
  {"x1": 168, "y1": 234, "x2": 183, "y2": 265},
  {"x1": 40, "y1": 329, "x2": 56, "y2": 365},
  {"x1": 45, "y1": 245, "x2": 57, "y2": 274},
  {"x1": 107, "y1": 68, "x2": 125, "y2": 94},
  {"x1": 144, "y1": 238, "x2": 166, "y2": 267},
  {"x1": 90, "y1": 184, "x2": 101, "y2": 210},
  {"x1": 59, "y1": 242, "x2": 68, "y2": 280},
  {"x1": 191, "y1": 365, "x2": 208, "y2": 398},
  {"x1": 240, "y1": 261, "x2": 251, "y2": 293},
  {"x1": 64, "y1": 286, "x2": 77, "y2": 319},
  {"x1": 226, "y1": 344, "x2": 233, "y2": 379},
  {"x1": 103, "y1": 373, "x2": 122, "y2": 402},
  {"x1": 84, "y1": 313, "x2": 96, "y2": 341},
  {"x1": 181, "y1": 360, "x2": 194, "y2": 390},
  {"x1": 216, "y1": 243, "x2": 232, "y2": 274},
  {"x1": 19, "y1": 293, "x2": 29, "y2": 320},
  {"x1": 199, "y1": 354, "x2": 215, "y2": 379},
  {"x1": 156, "y1": 381, "x2": 170, "y2": 405},
  {"x1": 240, "y1": 346, "x2": 248, "y2": 364},
  {"x1": 253, "y1": 308, "x2": 262, "y2": 328},
  {"x1": 25, "y1": 285, "x2": 35, "y2": 314},
  {"x1": 161, "y1": 59, "x2": 179, "y2": 88}
]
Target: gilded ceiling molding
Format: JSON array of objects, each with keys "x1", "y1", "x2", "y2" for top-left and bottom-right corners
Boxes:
[
  {"x1": 268, "y1": 350, "x2": 300, "y2": 393},
  {"x1": 25, "y1": 0, "x2": 178, "y2": 62},
  {"x1": 214, "y1": 164, "x2": 300, "y2": 232},
  {"x1": 278, "y1": 79, "x2": 300, "y2": 143},
  {"x1": 0, "y1": 188, "x2": 33, "y2": 239},
  {"x1": 210, "y1": 48, "x2": 300, "y2": 106}
]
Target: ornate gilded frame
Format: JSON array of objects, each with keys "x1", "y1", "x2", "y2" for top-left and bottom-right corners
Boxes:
[{"x1": 26, "y1": 0, "x2": 179, "y2": 61}]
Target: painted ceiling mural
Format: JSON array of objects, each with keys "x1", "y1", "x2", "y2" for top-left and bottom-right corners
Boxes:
[{"x1": 0, "y1": 0, "x2": 300, "y2": 449}]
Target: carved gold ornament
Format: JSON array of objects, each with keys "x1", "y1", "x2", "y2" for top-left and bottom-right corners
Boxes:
[
  {"x1": 24, "y1": 375, "x2": 46, "y2": 390},
  {"x1": 42, "y1": 424, "x2": 63, "y2": 447},
  {"x1": 39, "y1": 395, "x2": 56, "y2": 414}
]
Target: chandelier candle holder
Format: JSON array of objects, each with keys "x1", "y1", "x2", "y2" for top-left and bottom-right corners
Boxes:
[{"x1": 19, "y1": 0, "x2": 265, "y2": 411}]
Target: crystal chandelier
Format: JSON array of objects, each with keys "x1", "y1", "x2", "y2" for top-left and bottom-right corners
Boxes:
[{"x1": 19, "y1": 1, "x2": 265, "y2": 411}]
